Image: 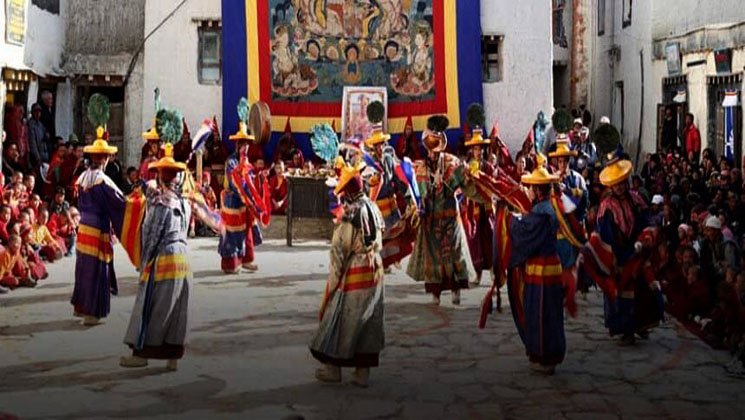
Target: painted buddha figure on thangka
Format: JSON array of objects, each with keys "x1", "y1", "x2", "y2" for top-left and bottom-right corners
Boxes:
[{"x1": 268, "y1": 0, "x2": 436, "y2": 102}]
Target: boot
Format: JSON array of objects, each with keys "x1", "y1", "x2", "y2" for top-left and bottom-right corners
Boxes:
[
  {"x1": 314, "y1": 364, "x2": 341, "y2": 383},
  {"x1": 471, "y1": 272, "x2": 482, "y2": 286},
  {"x1": 431, "y1": 293, "x2": 441, "y2": 306},
  {"x1": 350, "y1": 367, "x2": 370, "y2": 388},
  {"x1": 166, "y1": 359, "x2": 179, "y2": 371},
  {"x1": 120, "y1": 355, "x2": 148, "y2": 368},
  {"x1": 451, "y1": 289, "x2": 461, "y2": 305},
  {"x1": 242, "y1": 262, "x2": 258, "y2": 272},
  {"x1": 530, "y1": 362, "x2": 556, "y2": 375},
  {"x1": 82, "y1": 315, "x2": 101, "y2": 326},
  {"x1": 619, "y1": 333, "x2": 636, "y2": 347}
]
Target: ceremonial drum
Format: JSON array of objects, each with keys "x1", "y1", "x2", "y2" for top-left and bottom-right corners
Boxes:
[{"x1": 249, "y1": 101, "x2": 272, "y2": 144}]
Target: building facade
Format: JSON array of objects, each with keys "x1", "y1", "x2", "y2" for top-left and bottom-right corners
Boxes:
[
  {"x1": 142, "y1": 0, "x2": 222, "y2": 160},
  {"x1": 1, "y1": 0, "x2": 66, "y2": 140},
  {"x1": 557, "y1": 0, "x2": 745, "y2": 166},
  {"x1": 482, "y1": 0, "x2": 554, "y2": 151}
]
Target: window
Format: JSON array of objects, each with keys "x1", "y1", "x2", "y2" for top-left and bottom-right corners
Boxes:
[
  {"x1": 481, "y1": 35, "x2": 503, "y2": 83},
  {"x1": 198, "y1": 25, "x2": 222, "y2": 85},
  {"x1": 622, "y1": 0, "x2": 632, "y2": 28},
  {"x1": 552, "y1": 0, "x2": 568, "y2": 48},
  {"x1": 598, "y1": 0, "x2": 606, "y2": 36},
  {"x1": 32, "y1": 0, "x2": 59, "y2": 15}
]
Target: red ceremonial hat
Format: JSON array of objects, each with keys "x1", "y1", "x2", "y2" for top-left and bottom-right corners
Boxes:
[
  {"x1": 284, "y1": 117, "x2": 292, "y2": 135},
  {"x1": 489, "y1": 124, "x2": 498, "y2": 140},
  {"x1": 404, "y1": 115, "x2": 413, "y2": 132}
]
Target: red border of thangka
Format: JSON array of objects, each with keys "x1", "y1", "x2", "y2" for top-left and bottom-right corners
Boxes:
[{"x1": 254, "y1": 0, "x2": 447, "y2": 118}]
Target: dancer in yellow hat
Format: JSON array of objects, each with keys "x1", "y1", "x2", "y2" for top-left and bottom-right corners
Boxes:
[
  {"x1": 71, "y1": 94, "x2": 127, "y2": 327},
  {"x1": 310, "y1": 161, "x2": 385, "y2": 388}
]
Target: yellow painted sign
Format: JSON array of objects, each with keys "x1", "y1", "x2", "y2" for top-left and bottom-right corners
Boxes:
[{"x1": 5, "y1": 0, "x2": 25, "y2": 46}]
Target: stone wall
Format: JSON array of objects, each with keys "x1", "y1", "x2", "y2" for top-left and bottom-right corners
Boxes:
[{"x1": 64, "y1": 0, "x2": 145, "y2": 55}]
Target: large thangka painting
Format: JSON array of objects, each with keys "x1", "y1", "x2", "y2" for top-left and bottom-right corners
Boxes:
[
  {"x1": 230, "y1": 0, "x2": 483, "y2": 153},
  {"x1": 269, "y1": 0, "x2": 436, "y2": 102}
]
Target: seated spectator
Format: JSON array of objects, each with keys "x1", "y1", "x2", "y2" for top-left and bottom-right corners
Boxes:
[
  {"x1": 27, "y1": 194, "x2": 42, "y2": 219},
  {"x1": 270, "y1": 161, "x2": 288, "y2": 215},
  {"x1": 0, "y1": 205, "x2": 11, "y2": 246},
  {"x1": 49, "y1": 187, "x2": 70, "y2": 217},
  {"x1": 23, "y1": 174, "x2": 36, "y2": 196},
  {"x1": 121, "y1": 166, "x2": 140, "y2": 195},
  {"x1": 683, "y1": 265, "x2": 711, "y2": 319},
  {"x1": 0, "y1": 234, "x2": 33, "y2": 290},
  {"x1": 703, "y1": 282, "x2": 744, "y2": 350},
  {"x1": 16, "y1": 225, "x2": 47, "y2": 281},
  {"x1": 31, "y1": 208, "x2": 65, "y2": 261}
]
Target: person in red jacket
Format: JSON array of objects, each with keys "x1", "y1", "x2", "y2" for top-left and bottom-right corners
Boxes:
[{"x1": 683, "y1": 113, "x2": 701, "y2": 163}]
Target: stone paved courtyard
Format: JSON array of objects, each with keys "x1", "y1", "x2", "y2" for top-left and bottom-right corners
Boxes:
[{"x1": 0, "y1": 238, "x2": 743, "y2": 420}]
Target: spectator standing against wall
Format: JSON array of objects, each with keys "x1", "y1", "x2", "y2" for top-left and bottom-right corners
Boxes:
[
  {"x1": 683, "y1": 113, "x2": 701, "y2": 163},
  {"x1": 39, "y1": 90, "x2": 56, "y2": 140},
  {"x1": 27, "y1": 104, "x2": 49, "y2": 168}
]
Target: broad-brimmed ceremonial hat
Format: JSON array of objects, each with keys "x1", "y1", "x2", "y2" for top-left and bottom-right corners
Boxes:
[
  {"x1": 599, "y1": 148, "x2": 633, "y2": 187},
  {"x1": 521, "y1": 154, "x2": 559, "y2": 185},
  {"x1": 83, "y1": 127, "x2": 118, "y2": 155},
  {"x1": 149, "y1": 143, "x2": 187, "y2": 171}
]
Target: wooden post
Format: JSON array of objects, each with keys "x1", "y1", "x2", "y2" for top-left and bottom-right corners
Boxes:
[
  {"x1": 286, "y1": 177, "x2": 293, "y2": 247},
  {"x1": 196, "y1": 150, "x2": 203, "y2": 184}
]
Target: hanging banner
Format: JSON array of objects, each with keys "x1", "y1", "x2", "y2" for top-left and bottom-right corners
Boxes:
[
  {"x1": 222, "y1": 0, "x2": 483, "y2": 158},
  {"x1": 5, "y1": 0, "x2": 25, "y2": 46},
  {"x1": 723, "y1": 90, "x2": 738, "y2": 163}
]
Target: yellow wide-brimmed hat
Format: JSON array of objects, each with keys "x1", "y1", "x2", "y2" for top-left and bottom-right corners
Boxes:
[
  {"x1": 549, "y1": 139, "x2": 577, "y2": 158},
  {"x1": 600, "y1": 159, "x2": 633, "y2": 186},
  {"x1": 364, "y1": 127, "x2": 391, "y2": 148},
  {"x1": 333, "y1": 162, "x2": 363, "y2": 195},
  {"x1": 521, "y1": 153, "x2": 559, "y2": 185},
  {"x1": 83, "y1": 127, "x2": 118, "y2": 155},
  {"x1": 229, "y1": 121, "x2": 255, "y2": 142},
  {"x1": 149, "y1": 143, "x2": 187, "y2": 171},
  {"x1": 464, "y1": 128, "x2": 491, "y2": 147},
  {"x1": 142, "y1": 118, "x2": 160, "y2": 142}
]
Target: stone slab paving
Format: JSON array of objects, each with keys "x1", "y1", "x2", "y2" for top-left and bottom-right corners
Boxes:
[{"x1": 0, "y1": 238, "x2": 743, "y2": 420}]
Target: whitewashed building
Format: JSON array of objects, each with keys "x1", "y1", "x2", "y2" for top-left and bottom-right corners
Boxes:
[
  {"x1": 0, "y1": 0, "x2": 66, "y2": 137},
  {"x1": 557, "y1": 0, "x2": 745, "y2": 165},
  {"x1": 482, "y1": 0, "x2": 555, "y2": 151},
  {"x1": 141, "y1": 0, "x2": 222, "y2": 158}
]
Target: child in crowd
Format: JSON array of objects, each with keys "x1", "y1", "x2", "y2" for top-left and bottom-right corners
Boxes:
[
  {"x1": 27, "y1": 194, "x2": 42, "y2": 219},
  {"x1": 0, "y1": 234, "x2": 33, "y2": 291},
  {"x1": 17, "y1": 225, "x2": 47, "y2": 281},
  {"x1": 0, "y1": 205, "x2": 11, "y2": 246},
  {"x1": 31, "y1": 208, "x2": 66, "y2": 261}
]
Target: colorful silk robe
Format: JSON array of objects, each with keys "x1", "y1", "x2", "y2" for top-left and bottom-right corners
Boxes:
[
  {"x1": 406, "y1": 153, "x2": 476, "y2": 292},
  {"x1": 462, "y1": 159, "x2": 496, "y2": 273},
  {"x1": 218, "y1": 153, "x2": 269, "y2": 271},
  {"x1": 365, "y1": 146, "x2": 415, "y2": 267},
  {"x1": 124, "y1": 187, "x2": 191, "y2": 360},
  {"x1": 559, "y1": 169, "x2": 588, "y2": 222},
  {"x1": 581, "y1": 191, "x2": 662, "y2": 336},
  {"x1": 502, "y1": 200, "x2": 569, "y2": 366},
  {"x1": 309, "y1": 194, "x2": 385, "y2": 367},
  {"x1": 71, "y1": 169, "x2": 126, "y2": 319}
]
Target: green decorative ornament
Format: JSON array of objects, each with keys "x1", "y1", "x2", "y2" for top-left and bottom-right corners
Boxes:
[
  {"x1": 594, "y1": 124, "x2": 621, "y2": 155},
  {"x1": 87, "y1": 93, "x2": 110, "y2": 128},
  {"x1": 551, "y1": 109, "x2": 573, "y2": 134},
  {"x1": 466, "y1": 103, "x2": 485, "y2": 129},
  {"x1": 237, "y1": 97, "x2": 249, "y2": 124},
  {"x1": 427, "y1": 115, "x2": 449, "y2": 133},
  {"x1": 156, "y1": 108, "x2": 184, "y2": 144}
]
